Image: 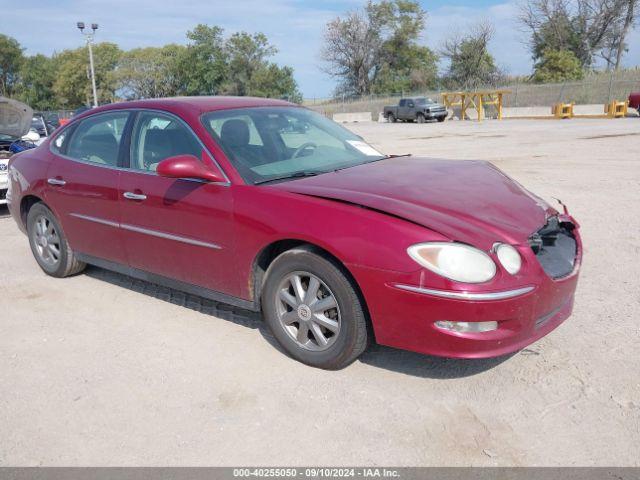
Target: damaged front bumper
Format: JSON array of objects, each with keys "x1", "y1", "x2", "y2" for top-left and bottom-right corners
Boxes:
[{"x1": 348, "y1": 217, "x2": 582, "y2": 359}]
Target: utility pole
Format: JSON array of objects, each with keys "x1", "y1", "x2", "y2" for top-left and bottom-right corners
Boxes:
[{"x1": 77, "y1": 22, "x2": 99, "y2": 108}]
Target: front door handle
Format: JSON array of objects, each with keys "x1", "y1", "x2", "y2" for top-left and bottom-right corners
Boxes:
[
  {"x1": 47, "y1": 178, "x2": 66, "y2": 186},
  {"x1": 123, "y1": 191, "x2": 147, "y2": 201}
]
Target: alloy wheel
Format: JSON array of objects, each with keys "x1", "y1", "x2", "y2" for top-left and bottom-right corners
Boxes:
[
  {"x1": 32, "y1": 215, "x2": 61, "y2": 268},
  {"x1": 275, "y1": 271, "x2": 341, "y2": 351}
]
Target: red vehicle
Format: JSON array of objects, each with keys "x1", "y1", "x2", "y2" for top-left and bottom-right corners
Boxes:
[
  {"x1": 629, "y1": 92, "x2": 640, "y2": 113},
  {"x1": 6, "y1": 97, "x2": 582, "y2": 369}
]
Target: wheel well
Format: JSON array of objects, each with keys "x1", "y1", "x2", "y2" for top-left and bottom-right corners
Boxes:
[
  {"x1": 20, "y1": 195, "x2": 43, "y2": 228},
  {"x1": 251, "y1": 240, "x2": 375, "y2": 340}
]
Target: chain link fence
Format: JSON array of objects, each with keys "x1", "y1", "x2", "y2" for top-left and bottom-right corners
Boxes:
[{"x1": 305, "y1": 69, "x2": 640, "y2": 118}]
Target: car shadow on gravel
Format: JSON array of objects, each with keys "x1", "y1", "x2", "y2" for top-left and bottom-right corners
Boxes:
[
  {"x1": 358, "y1": 345, "x2": 515, "y2": 378},
  {"x1": 85, "y1": 265, "x2": 514, "y2": 379}
]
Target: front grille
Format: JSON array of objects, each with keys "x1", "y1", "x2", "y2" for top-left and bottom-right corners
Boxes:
[{"x1": 529, "y1": 216, "x2": 577, "y2": 279}]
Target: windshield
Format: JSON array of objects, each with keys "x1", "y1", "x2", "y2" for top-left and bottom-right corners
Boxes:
[{"x1": 202, "y1": 107, "x2": 385, "y2": 184}]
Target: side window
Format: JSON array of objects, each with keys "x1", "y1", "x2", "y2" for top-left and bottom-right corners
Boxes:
[
  {"x1": 130, "y1": 112, "x2": 202, "y2": 172},
  {"x1": 51, "y1": 127, "x2": 74, "y2": 155},
  {"x1": 66, "y1": 112, "x2": 129, "y2": 166},
  {"x1": 399, "y1": 99, "x2": 406, "y2": 107}
]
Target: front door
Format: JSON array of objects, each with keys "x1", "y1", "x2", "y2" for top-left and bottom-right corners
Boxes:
[
  {"x1": 118, "y1": 110, "x2": 240, "y2": 297},
  {"x1": 45, "y1": 111, "x2": 130, "y2": 264}
]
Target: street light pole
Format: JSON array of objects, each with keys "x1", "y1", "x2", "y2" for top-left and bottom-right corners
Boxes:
[{"x1": 77, "y1": 22, "x2": 99, "y2": 108}]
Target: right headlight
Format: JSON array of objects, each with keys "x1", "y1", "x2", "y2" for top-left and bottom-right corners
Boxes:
[
  {"x1": 494, "y1": 243, "x2": 522, "y2": 275},
  {"x1": 407, "y1": 242, "x2": 496, "y2": 283}
]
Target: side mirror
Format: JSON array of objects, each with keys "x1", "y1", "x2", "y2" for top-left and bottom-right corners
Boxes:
[{"x1": 156, "y1": 154, "x2": 226, "y2": 183}]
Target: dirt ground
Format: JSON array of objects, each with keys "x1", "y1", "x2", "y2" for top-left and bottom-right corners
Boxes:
[{"x1": 1, "y1": 118, "x2": 638, "y2": 466}]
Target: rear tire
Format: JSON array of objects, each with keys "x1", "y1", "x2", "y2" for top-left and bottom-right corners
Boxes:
[
  {"x1": 27, "y1": 203, "x2": 86, "y2": 278},
  {"x1": 261, "y1": 246, "x2": 368, "y2": 370},
  {"x1": 387, "y1": 113, "x2": 396, "y2": 123}
]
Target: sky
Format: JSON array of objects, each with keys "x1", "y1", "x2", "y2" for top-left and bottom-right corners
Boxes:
[{"x1": 2, "y1": 0, "x2": 639, "y2": 98}]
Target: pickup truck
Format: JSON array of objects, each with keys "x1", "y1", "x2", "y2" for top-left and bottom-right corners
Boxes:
[
  {"x1": 629, "y1": 92, "x2": 640, "y2": 113},
  {"x1": 383, "y1": 97, "x2": 447, "y2": 123}
]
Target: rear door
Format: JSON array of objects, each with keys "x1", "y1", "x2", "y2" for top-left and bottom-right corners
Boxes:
[
  {"x1": 118, "y1": 110, "x2": 239, "y2": 296},
  {"x1": 45, "y1": 111, "x2": 130, "y2": 264}
]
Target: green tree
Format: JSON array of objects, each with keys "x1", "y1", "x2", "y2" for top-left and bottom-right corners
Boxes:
[
  {"x1": 321, "y1": 0, "x2": 437, "y2": 96},
  {"x1": 371, "y1": 0, "x2": 438, "y2": 93},
  {"x1": 532, "y1": 48, "x2": 584, "y2": 83},
  {"x1": 0, "y1": 34, "x2": 24, "y2": 96},
  {"x1": 249, "y1": 64, "x2": 302, "y2": 102},
  {"x1": 179, "y1": 24, "x2": 227, "y2": 95},
  {"x1": 223, "y1": 32, "x2": 276, "y2": 96},
  {"x1": 221, "y1": 32, "x2": 300, "y2": 100},
  {"x1": 373, "y1": 45, "x2": 438, "y2": 93},
  {"x1": 519, "y1": 0, "x2": 637, "y2": 69},
  {"x1": 441, "y1": 23, "x2": 502, "y2": 89},
  {"x1": 118, "y1": 44, "x2": 186, "y2": 99},
  {"x1": 53, "y1": 43, "x2": 121, "y2": 108},
  {"x1": 16, "y1": 54, "x2": 58, "y2": 110}
]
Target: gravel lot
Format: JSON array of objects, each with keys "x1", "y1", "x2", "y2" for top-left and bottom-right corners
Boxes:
[{"x1": 1, "y1": 118, "x2": 639, "y2": 466}]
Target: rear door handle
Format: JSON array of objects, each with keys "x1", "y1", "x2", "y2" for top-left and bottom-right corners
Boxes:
[
  {"x1": 47, "y1": 178, "x2": 66, "y2": 186},
  {"x1": 123, "y1": 191, "x2": 147, "y2": 201}
]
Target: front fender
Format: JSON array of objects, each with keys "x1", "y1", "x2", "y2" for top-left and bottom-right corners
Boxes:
[{"x1": 230, "y1": 185, "x2": 449, "y2": 299}]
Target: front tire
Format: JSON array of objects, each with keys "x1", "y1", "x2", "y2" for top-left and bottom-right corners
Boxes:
[
  {"x1": 27, "y1": 203, "x2": 86, "y2": 278},
  {"x1": 416, "y1": 113, "x2": 426, "y2": 124},
  {"x1": 261, "y1": 247, "x2": 368, "y2": 370},
  {"x1": 437, "y1": 116, "x2": 446, "y2": 123}
]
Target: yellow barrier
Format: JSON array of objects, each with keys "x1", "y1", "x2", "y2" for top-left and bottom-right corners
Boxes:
[
  {"x1": 605, "y1": 100, "x2": 628, "y2": 118},
  {"x1": 552, "y1": 103, "x2": 574, "y2": 119},
  {"x1": 441, "y1": 90, "x2": 510, "y2": 121}
]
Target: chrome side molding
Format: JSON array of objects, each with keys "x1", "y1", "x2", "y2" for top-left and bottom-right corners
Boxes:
[
  {"x1": 393, "y1": 284, "x2": 535, "y2": 301},
  {"x1": 69, "y1": 213, "x2": 221, "y2": 250}
]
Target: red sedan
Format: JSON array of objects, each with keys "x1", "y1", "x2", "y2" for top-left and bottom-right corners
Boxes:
[{"x1": 6, "y1": 97, "x2": 582, "y2": 369}]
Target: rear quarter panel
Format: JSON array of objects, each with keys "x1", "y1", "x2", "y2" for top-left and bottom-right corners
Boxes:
[{"x1": 7, "y1": 144, "x2": 53, "y2": 232}]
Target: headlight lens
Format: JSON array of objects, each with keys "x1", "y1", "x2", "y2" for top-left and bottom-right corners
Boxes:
[
  {"x1": 407, "y1": 242, "x2": 496, "y2": 283},
  {"x1": 495, "y1": 243, "x2": 522, "y2": 275}
]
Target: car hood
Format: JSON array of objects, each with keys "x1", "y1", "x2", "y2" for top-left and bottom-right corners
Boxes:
[
  {"x1": 271, "y1": 157, "x2": 554, "y2": 247},
  {"x1": 0, "y1": 97, "x2": 33, "y2": 138}
]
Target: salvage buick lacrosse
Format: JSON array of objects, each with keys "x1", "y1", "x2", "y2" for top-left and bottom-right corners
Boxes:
[{"x1": 6, "y1": 97, "x2": 581, "y2": 369}]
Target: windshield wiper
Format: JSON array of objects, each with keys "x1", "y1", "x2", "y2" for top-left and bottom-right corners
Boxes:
[{"x1": 254, "y1": 171, "x2": 323, "y2": 185}]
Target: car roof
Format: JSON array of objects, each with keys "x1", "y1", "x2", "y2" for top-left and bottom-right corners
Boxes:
[{"x1": 81, "y1": 96, "x2": 297, "y2": 120}]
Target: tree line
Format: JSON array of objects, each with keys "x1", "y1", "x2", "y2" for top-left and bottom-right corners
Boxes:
[
  {"x1": 0, "y1": 24, "x2": 302, "y2": 110},
  {"x1": 321, "y1": 0, "x2": 639, "y2": 96},
  {"x1": 0, "y1": 0, "x2": 638, "y2": 106}
]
